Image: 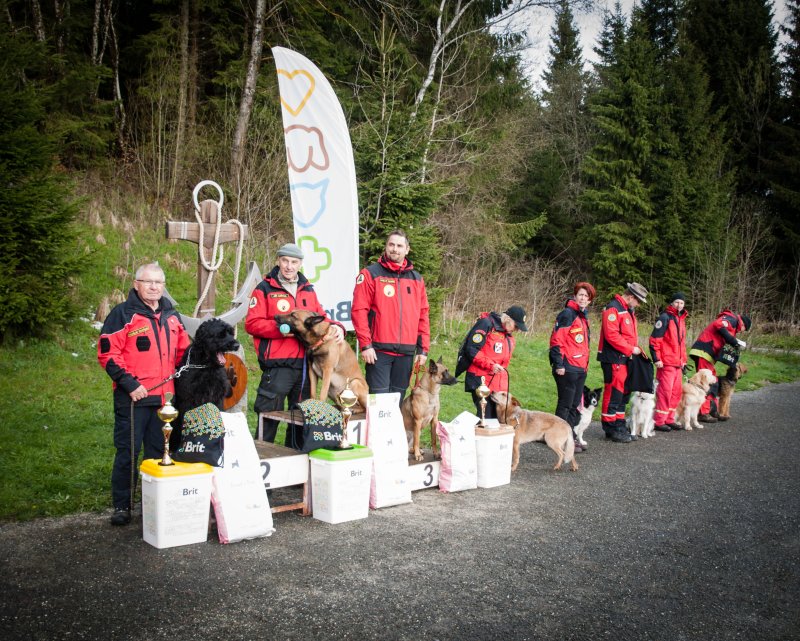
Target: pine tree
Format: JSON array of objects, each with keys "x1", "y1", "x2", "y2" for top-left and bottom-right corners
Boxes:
[{"x1": 0, "y1": 25, "x2": 80, "y2": 340}]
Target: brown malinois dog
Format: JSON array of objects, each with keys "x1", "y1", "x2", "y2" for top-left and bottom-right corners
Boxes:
[
  {"x1": 401, "y1": 357, "x2": 458, "y2": 461},
  {"x1": 274, "y1": 310, "x2": 369, "y2": 410}
]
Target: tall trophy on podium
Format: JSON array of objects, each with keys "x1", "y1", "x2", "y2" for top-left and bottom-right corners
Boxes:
[
  {"x1": 337, "y1": 379, "x2": 358, "y2": 449},
  {"x1": 157, "y1": 392, "x2": 179, "y2": 466},
  {"x1": 475, "y1": 376, "x2": 492, "y2": 428}
]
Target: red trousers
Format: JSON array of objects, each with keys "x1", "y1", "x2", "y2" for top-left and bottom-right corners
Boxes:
[
  {"x1": 654, "y1": 365, "x2": 682, "y2": 426},
  {"x1": 601, "y1": 362, "x2": 629, "y2": 429}
]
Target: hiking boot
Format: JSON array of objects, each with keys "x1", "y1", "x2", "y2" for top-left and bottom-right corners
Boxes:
[
  {"x1": 110, "y1": 508, "x2": 131, "y2": 526},
  {"x1": 698, "y1": 414, "x2": 718, "y2": 423},
  {"x1": 654, "y1": 424, "x2": 672, "y2": 432},
  {"x1": 717, "y1": 416, "x2": 729, "y2": 422},
  {"x1": 609, "y1": 431, "x2": 632, "y2": 443},
  {"x1": 573, "y1": 439, "x2": 584, "y2": 453},
  {"x1": 667, "y1": 422, "x2": 684, "y2": 431}
]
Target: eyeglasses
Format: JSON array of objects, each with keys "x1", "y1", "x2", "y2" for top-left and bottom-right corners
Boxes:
[{"x1": 136, "y1": 279, "x2": 165, "y2": 286}]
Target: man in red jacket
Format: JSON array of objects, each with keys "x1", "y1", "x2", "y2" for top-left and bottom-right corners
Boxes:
[
  {"x1": 689, "y1": 309, "x2": 751, "y2": 422},
  {"x1": 597, "y1": 282, "x2": 649, "y2": 443},
  {"x1": 98, "y1": 263, "x2": 191, "y2": 526},
  {"x1": 245, "y1": 243, "x2": 343, "y2": 446},
  {"x1": 352, "y1": 230, "x2": 430, "y2": 400},
  {"x1": 649, "y1": 292, "x2": 688, "y2": 432}
]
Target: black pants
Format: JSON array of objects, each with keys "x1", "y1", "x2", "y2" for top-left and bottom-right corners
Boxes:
[
  {"x1": 254, "y1": 366, "x2": 309, "y2": 446},
  {"x1": 471, "y1": 391, "x2": 499, "y2": 420},
  {"x1": 553, "y1": 370, "x2": 587, "y2": 431},
  {"x1": 112, "y1": 403, "x2": 163, "y2": 510},
  {"x1": 365, "y1": 351, "x2": 414, "y2": 400}
]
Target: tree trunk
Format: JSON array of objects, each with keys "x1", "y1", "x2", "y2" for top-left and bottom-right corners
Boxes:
[
  {"x1": 30, "y1": 0, "x2": 46, "y2": 42},
  {"x1": 171, "y1": 0, "x2": 190, "y2": 203},
  {"x1": 187, "y1": 0, "x2": 199, "y2": 140},
  {"x1": 231, "y1": 0, "x2": 267, "y2": 186}
]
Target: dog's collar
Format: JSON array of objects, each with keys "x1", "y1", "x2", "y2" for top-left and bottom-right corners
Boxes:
[
  {"x1": 308, "y1": 338, "x2": 326, "y2": 351},
  {"x1": 689, "y1": 380, "x2": 706, "y2": 391}
]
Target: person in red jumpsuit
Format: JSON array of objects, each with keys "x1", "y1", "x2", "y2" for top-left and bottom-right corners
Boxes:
[{"x1": 649, "y1": 292, "x2": 688, "y2": 432}]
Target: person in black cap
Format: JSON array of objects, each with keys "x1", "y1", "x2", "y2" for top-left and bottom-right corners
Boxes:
[
  {"x1": 649, "y1": 292, "x2": 689, "y2": 432},
  {"x1": 689, "y1": 308, "x2": 751, "y2": 422},
  {"x1": 456, "y1": 306, "x2": 528, "y2": 419},
  {"x1": 245, "y1": 243, "x2": 344, "y2": 446},
  {"x1": 596, "y1": 282, "x2": 648, "y2": 443}
]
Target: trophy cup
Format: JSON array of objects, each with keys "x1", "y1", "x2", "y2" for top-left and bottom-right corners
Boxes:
[
  {"x1": 475, "y1": 376, "x2": 492, "y2": 428},
  {"x1": 337, "y1": 379, "x2": 358, "y2": 450},
  {"x1": 157, "y1": 392, "x2": 179, "y2": 466}
]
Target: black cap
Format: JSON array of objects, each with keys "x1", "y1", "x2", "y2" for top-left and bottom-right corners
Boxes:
[
  {"x1": 740, "y1": 314, "x2": 751, "y2": 331},
  {"x1": 504, "y1": 306, "x2": 529, "y2": 332},
  {"x1": 670, "y1": 292, "x2": 686, "y2": 303}
]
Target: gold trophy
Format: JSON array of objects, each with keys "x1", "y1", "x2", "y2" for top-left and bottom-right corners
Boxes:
[
  {"x1": 157, "y1": 392, "x2": 179, "y2": 466},
  {"x1": 337, "y1": 379, "x2": 358, "y2": 450},
  {"x1": 476, "y1": 376, "x2": 492, "y2": 428}
]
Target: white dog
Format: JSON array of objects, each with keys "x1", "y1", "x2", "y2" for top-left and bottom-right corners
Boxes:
[
  {"x1": 574, "y1": 386, "x2": 602, "y2": 448},
  {"x1": 630, "y1": 391, "x2": 656, "y2": 438}
]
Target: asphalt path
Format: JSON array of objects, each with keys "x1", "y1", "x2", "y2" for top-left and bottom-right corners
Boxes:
[{"x1": 2, "y1": 382, "x2": 799, "y2": 641}]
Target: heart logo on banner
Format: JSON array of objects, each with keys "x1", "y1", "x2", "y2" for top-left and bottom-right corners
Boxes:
[{"x1": 277, "y1": 69, "x2": 315, "y2": 116}]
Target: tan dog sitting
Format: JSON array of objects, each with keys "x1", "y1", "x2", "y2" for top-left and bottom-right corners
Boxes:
[
  {"x1": 491, "y1": 390, "x2": 577, "y2": 472},
  {"x1": 401, "y1": 358, "x2": 458, "y2": 461},
  {"x1": 675, "y1": 369, "x2": 717, "y2": 431},
  {"x1": 718, "y1": 363, "x2": 748, "y2": 421}
]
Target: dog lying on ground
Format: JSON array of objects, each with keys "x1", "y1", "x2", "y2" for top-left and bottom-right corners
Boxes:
[
  {"x1": 401, "y1": 357, "x2": 458, "y2": 461},
  {"x1": 630, "y1": 390, "x2": 656, "y2": 438},
  {"x1": 173, "y1": 318, "x2": 240, "y2": 447},
  {"x1": 717, "y1": 363, "x2": 748, "y2": 421},
  {"x1": 491, "y1": 390, "x2": 578, "y2": 472},
  {"x1": 675, "y1": 369, "x2": 717, "y2": 431},
  {"x1": 274, "y1": 309, "x2": 369, "y2": 410},
  {"x1": 575, "y1": 386, "x2": 602, "y2": 449}
]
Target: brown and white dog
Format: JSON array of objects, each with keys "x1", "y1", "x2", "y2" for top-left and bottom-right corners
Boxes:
[
  {"x1": 274, "y1": 310, "x2": 369, "y2": 410},
  {"x1": 491, "y1": 390, "x2": 578, "y2": 472},
  {"x1": 401, "y1": 357, "x2": 458, "y2": 461},
  {"x1": 717, "y1": 363, "x2": 748, "y2": 421},
  {"x1": 675, "y1": 369, "x2": 717, "y2": 431}
]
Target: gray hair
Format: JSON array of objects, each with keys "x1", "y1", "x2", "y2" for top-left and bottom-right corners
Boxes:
[{"x1": 134, "y1": 263, "x2": 164, "y2": 280}]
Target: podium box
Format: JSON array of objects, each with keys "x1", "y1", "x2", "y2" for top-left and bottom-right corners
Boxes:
[
  {"x1": 474, "y1": 426, "x2": 515, "y2": 488},
  {"x1": 407, "y1": 452, "x2": 440, "y2": 491},
  {"x1": 309, "y1": 445, "x2": 373, "y2": 524},
  {"x1": 140, "y1": 459, "x2": 213, "y2": 549}
]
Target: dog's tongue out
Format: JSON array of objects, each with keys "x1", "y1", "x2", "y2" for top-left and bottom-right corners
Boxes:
[{"x1": 217, "y1": 353, "x2": 226, "y2": 366}]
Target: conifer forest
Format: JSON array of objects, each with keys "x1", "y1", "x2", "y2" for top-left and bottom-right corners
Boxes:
[{"x1": 2, "y1": 0, "x2": 799, "y2": 339}]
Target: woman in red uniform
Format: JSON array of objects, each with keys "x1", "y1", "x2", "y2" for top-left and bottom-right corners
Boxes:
[{"x1": 549, "y1": 282, "x2": 596, "y2": 453}]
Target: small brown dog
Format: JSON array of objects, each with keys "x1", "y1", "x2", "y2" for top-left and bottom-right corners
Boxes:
[
  {"x1": 717, "y1": 363, "x2": 748, "y2": 421},
  {"x1": 274, "y1": 310, "x2": 369, "y2": 410},
  {"x1": 401, "y1": 357, "x2": 458, "y2": 461},
  {"x1": 675, "y1": 369, "x2": 717, "y2": 430},
  {"x1": 490, "y1": 390, "x2": 578, "y2": 472}
]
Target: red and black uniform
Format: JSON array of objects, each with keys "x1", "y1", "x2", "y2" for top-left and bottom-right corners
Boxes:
[
  {"x1": 98, "y1": 289, "x2": 190, "y2": 510},
  {"x1": 597, "y1": 294, "x2": 639, "y2": 436},
  {"x1": 649, "y1": 305, "x2": 688, "y2": 427},
  {"x1": 352, "y1": 255, "x2": 430, "y2": 397},
  {"x1": 461, "y1": 312, "x2": 515, "y2": 419},
  {"x1": 689, "y1": 310, "x2": 747, "y2": 415},
  {"x1": 245, "y1": 266, "x2": 341, "y2": 445},
  {"x1": 550, "y1": 299, "x2": 591, "y2": 430}
]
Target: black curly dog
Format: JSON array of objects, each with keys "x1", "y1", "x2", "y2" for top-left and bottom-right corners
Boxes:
[{"x1": 172, "y1": 318, "x2": 240, "y2": 449}]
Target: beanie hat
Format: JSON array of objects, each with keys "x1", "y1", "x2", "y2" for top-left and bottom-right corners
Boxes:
[
  {"x1": 277, "y1": 243, "x2": 304, "y2": 259},
  {"x1": 670, "y1": 292, "x2": 686, "y2": 304},
  {"x1": 626, "y1": 282, "x2": 649, "y2": 303},
  {"x1": 740, "y1": 314, "x2": 751, "y2": 331}
]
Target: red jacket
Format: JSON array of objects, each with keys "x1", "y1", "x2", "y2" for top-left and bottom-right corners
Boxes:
[
  {"x1": 351, "y1": 255, "x2": 430, "y2": 356},
  {"x1": 690, "y1": 309, "x2": 745, "y2": 363},
  {"x1": 649, "y1": 305, "x2": 687, "y2": 367},
  {"x1": 549, "y1": 299, "x2": 591, "y2": 373},
  {"x1": 462, "y1": 312, "x2": 515, "y2": 393},
  {"x1": 597, "y1": 294, "x2": 639, "y2": 364},
  {"x1": 245, "y1": 266, "x2": 338, "y2": 369},
  {"x1": 98, "y1": 289, "x2": 190, "y2": 407}
]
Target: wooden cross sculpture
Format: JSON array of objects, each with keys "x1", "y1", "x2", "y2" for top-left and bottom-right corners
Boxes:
[{"x1": 165, "y1": 181, "x2": 248, "y2": 318}]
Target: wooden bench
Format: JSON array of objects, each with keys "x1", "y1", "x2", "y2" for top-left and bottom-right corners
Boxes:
[{"x1": 252, "y1": 440, "x2": 311, "y2": 516}]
